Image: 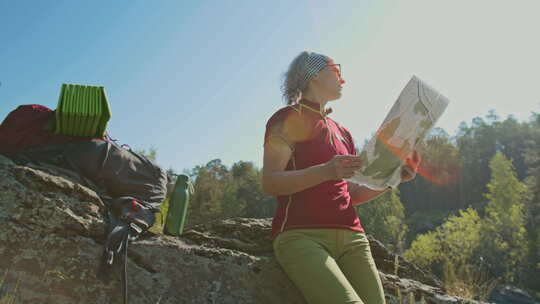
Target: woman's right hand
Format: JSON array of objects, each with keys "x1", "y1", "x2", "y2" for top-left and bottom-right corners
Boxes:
[{"x1": 324, "y1": 155, "x2": 363, "y2": 180}]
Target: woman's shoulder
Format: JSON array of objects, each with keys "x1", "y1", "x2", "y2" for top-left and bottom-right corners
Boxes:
[
  {"x1": 265, "y1": 104, "x2": 303, "y2": 127},
  {"x1": 265, "y1": 104, "x2": 313, "y2": 143}
]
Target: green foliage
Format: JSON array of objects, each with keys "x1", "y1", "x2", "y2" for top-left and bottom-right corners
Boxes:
[
  {"x1": 440, "y1": 208, "x2": 483, "y2": 267},
  {"x1": 398, "y1": 111, "x2": 540, "y2": 295},
  {"x1": 356, "y1": 189, "x2": 408, "y2": 253},
  {"x1": 404, "y1": 208, "x2": 500, "y2": 300},
  {"x1": 188, "y1": 159, "x2": 230, "y2": 223},
  {"x1": 400, "y1": 114, "x2": 538, "y2": 255},
  {"x1": 150, "y1": 158, "x2": 275, "y2": 232},
  {"x1": 399, "y1": 129, "x2": 461, "y2": 208},
  {"x1": 484, "y1": 153, "x2": 528, "y2": 215},
  {"x1": 399, "y1": 130, "x2": 463, "y2": 245},
  {"x1": 405, "y1": 152, "x2": 531, "y2": 293},
  {"x1": 522, "y1": 112, "x2": 540, "y2": 290},
  {"x1": 455, "y1": 114, "x2": 535, "y2": 209},
  {"x1": 134, "y1": 147, "x2": 157, "y2": 161},
  {"x1": 149, "y1": 197, "x2": 169, "y2": 234},
  {"x1": 404, "y1": 208, "x2": 481, "y2": 270},
  {"x1": 405, "y1": 210, "x2": 451, "y2": 245},
  {"x1": 404, "y1": 231, "x2": 441, "y2": 269},
  {"x1": 481, "y1": 153, "x2": 528, "y2": 283},
  {"x1": 185, "y1": 159, "x2": 275, "y2": 227},
  {"x1": 228, "y1": 161, "x2": 275, "y2": 218}
]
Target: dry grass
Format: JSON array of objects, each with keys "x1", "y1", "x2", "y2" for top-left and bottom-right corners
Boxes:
[
  {"x1": 392, "y1": 255, "x2": 426, "y2": 304},
  {"x1": 443, "y1": 261, "x2": 498, "y2": 301}
]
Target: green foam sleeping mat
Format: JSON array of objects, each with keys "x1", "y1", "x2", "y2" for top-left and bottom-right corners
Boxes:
[{"x1": 55, "y1": 83, "x2": 111, "y2": 137}]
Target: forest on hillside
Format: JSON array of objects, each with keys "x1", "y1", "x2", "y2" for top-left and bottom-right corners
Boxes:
[{"x1": 152, "y1": 109, "x2": 540, "y2": 301}]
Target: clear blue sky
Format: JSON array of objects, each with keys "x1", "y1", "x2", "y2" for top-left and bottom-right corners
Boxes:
[{"x1": 2, "y1": 0, "x2": 539, "y2": 172}]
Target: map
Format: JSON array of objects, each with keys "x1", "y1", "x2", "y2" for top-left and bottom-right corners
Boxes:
[{"x1": 348, "y1": 76, "x2": 450, "y2": 190}]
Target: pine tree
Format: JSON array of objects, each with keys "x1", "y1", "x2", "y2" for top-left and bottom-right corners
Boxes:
[
  {"x1": 481, "y1": 152, "x2": 528, "y2": 283},
  {"x1": 522, "y1": 112, "x2": 540, "y2": 290}
]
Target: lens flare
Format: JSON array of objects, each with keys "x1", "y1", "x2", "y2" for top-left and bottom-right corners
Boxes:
[
  {"x1": 418, "y1": 161, "x2": 461, "y2": 186},
  {"x1": 375, "y1": 129, "x2": 461, "y2": 186}
]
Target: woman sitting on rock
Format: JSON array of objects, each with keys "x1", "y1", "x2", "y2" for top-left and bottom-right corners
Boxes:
[{"x1": 262, "y1": 51, "x2": 420, "y2": 304}]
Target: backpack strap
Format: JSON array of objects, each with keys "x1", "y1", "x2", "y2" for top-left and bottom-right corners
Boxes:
[{"x1": 103, "y1": 197, "x2": 155, "y2": 304}]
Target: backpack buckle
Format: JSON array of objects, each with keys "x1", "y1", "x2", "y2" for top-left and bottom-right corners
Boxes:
[{"x1": 129, "y1": 222, "x2": 142, "y2": 235}]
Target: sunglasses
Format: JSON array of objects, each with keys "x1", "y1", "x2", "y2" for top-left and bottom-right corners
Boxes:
[{"x1": 327, "y1": 64, "x2": 342, "y2": 78}]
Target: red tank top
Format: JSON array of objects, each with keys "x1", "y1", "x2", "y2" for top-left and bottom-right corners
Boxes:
[{"x1": 264, "y1": 99, "x2": 364, "y2": 239}]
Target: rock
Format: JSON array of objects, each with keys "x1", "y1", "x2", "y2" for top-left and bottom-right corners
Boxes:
[
  {"x1": 0, "y1": 154, "x2": 487, "y2": 303},
  {"x1": 489, "y1": 285, "x2": 540, "y2": 304}
]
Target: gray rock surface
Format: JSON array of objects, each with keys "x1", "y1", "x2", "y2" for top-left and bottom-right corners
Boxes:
[
  {"x1": 0, "y1": 154, "x2": 486, "y2": 303},
  {"x1": 488, "y1": 285, "x2": 540, "y2": 304}
]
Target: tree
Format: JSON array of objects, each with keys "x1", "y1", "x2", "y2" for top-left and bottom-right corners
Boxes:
[
  {"x1": 403, "y1": 231, "x2": 441, "y2": 269},
  {"x1": 135, "y1": 147, "x2": 157, "y2": 161},
  {"x1": 521, "y1": 112, "x2": 540, "y2": 290},
  {"x1": 480, "y1": 152, "x2": 528, "y2": 283},
  {"x1": 188, "y1": 159, "x2": 231, "y2": 225},
  {"x1": 185, "y1": 159, "x2": 275, "y2": 226},
  {"x1": 400, "y1": 129, "x2": 462, "y2": 210},
  {"x1": 356, "y1": 189, "x2": 408, "y2": 253},
  {"x1": 399, "y1": 129, "x2": 462, "y2": 245},
  {"x1": 404, "y1": 208, "x2": 482, "y2": 272},
  {"x1": 439, "y1": 208, "x2": 483, "y2": 267},
  {"x1": 229, "y1": 161, "x2": 276, "y2": 218},
  {"x1": 222, "y1": 161, "x2": 256, "y2": 217},
  {"x1": 404, "y1": 207, "x2": 498, "y2": 300},
  {"x1": 456, "y1": 114, "x2": 535, "y2": 211}
]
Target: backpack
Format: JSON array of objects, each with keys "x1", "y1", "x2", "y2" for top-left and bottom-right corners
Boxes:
[
  {"x1": 0, "y1": 104, "x2": 98, "y2": 156},
  {"x1": 14, "y1": 140, "x2": 168, "y2": 304},
  {"x1": 2, "y1": 104, "x2": 168, "y2": 304}
]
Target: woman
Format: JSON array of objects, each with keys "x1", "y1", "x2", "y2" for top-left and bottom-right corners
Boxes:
[{"x1": 262, "y1": 51, "x2": 419, "y2": 304}]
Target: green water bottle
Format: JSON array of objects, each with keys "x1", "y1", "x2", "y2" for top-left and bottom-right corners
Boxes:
[{"x1": 164, "y1": 174, "x2": 193, "y2": 236}]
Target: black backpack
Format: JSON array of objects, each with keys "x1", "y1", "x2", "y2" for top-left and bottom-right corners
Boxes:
[
  {"x1": 13, "y1": 140, "x2": 168, "y2": 304},
  {"x1": 2, "y1": 104, "x2": 169, "y2": 303}
]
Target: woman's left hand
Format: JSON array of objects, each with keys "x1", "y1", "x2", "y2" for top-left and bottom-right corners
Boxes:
[{"x1": 401, "y1": 151, "x2": 421, "y2": 183}]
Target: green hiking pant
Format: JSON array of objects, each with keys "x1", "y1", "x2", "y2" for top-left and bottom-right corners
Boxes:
[{"x1": 273, "y1": 229, "x2": 386, "y2": 304}]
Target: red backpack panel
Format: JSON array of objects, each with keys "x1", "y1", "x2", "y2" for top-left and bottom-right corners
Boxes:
[{"x1": 0, "y1": 104, "x2": 102, "y2": 156}]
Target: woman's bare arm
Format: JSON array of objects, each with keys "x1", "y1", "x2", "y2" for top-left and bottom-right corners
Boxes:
[
  {"x1": 348, "y1": 151, "x2": 421, "y2": 205},
  {"x1": 262, "y1": 137, "x2": 363, "y2": 196},
  {"x1": 348, "y1": 182, "x2": 389, "y2": 206}
]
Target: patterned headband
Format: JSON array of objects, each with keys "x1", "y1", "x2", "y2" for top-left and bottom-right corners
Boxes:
[{"x1": 299, "y1": 52, "x2": 330, "y2": 90}]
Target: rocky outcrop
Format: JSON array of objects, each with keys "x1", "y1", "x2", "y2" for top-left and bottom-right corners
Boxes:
[
  {"x1": 0, "y1": 154, "x2": 487, "y2": 304},
  {"x1": 488, "y1": 285, "x2": 540, "y2": 304}
]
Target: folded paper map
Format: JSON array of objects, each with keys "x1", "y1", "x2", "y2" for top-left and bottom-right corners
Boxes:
[{"x1": 348, "y1": 76, "x2": 450, "y2": 190}]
